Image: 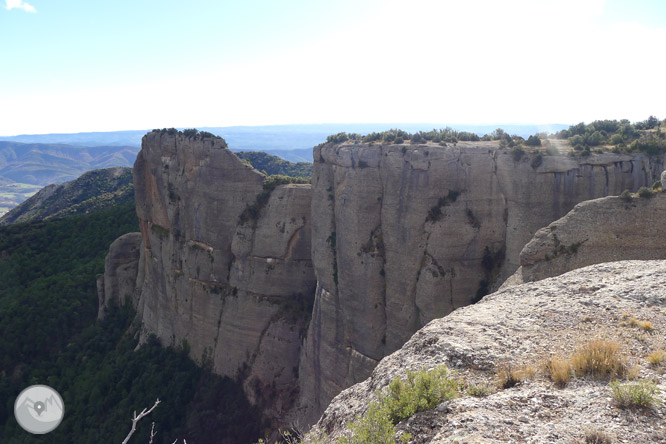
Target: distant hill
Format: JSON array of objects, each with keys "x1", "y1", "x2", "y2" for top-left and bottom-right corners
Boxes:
[
  {"x1": 235, "y1": 151, "x2": 312, "y2": 177},
  {"x1": 0, "y1": 167, "x2": 134, "y2": 225},
  {"x1": 0, "y1": 150, "x2": 312, "y2": 225},
  {"x1": 0, "y1": 141, "x2": 139, "y2": 185},
  {"x1": 0, "y1": 141, "x2": 139, "y2": 216}
]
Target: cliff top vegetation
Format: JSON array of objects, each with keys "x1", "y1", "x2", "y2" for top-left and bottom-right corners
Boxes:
[
  {"x1": 151, "y1": 128, "x2": 224, "y2": 141},
  {"x1": 324, "y1": 116, "x2": 666, "y2": 157}
]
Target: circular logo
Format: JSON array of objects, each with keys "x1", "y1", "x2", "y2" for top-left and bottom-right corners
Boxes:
[{"x1": 14, "y1": 385, "x2": 65, "y2": 434}]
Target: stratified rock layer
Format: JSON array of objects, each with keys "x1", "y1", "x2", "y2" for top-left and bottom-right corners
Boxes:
[
  {"x1": 314, "y1": 261, "x2": 666, "y2": 443},
  {"x1": 131, "y1": 132, "x2": 316, "y2": 420},
  {"x1": 298, "y1": 142, "x2": 663, "y2": 422},
  {"x1": 505, "y1": 193, "x2": 666, "y2": 287}
]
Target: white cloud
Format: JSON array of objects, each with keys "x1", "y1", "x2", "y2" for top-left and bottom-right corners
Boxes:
[{"x1": 5, "y1": 0, "x2": 36, "y2": 13}]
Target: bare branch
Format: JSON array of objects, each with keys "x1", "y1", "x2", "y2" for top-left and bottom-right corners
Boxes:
[
  {"x1": 121, "y1": 399, "x2": 161, "y2": 444},
  {"x1": 148, "y1": 422, "x2": 156, "y2": 444}
]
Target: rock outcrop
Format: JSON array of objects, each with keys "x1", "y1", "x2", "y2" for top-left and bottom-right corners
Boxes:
[
  {"x1": 313, "y1": 260, "x2": 666, "y2": 443},
  {"x1": 0, "y1": 167, "x2": 133, "y2": 225},
  {"x1": 102, "y1": 131, "x2": 316, "y2": 422},
  {"x1": 97, "y1": 232, "x2": 142, "y2": 319},
  {"x1": 298, "y1": 142, "x2": 663, "y2": 422},
  {"x1": 504, "y1": 192, "x2": 666, "y2": 287}
]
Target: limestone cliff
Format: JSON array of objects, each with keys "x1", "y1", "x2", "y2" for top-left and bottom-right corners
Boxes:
[
  {"x1": 98, "y1": 133, "x2": 664, "y2": 428},
  {"x1": 504, "y1": 192, "x2": 666, "y2": 287},
  {"x1": 110, "y1": 131, "x2": 316, "y2": 421},
  {"x1": 312, "y1": 260, "x2": 666, "y2": 443},
  {"x1": 298, "y1": 141, "x2": 663, "y2": 422}
]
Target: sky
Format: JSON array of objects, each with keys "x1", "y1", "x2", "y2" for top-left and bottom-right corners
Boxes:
[{"x1": 1, "y1": 0, "x2": 665, "y2": 135}]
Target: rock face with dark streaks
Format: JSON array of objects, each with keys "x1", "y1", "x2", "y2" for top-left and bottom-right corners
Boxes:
[
  {"x1": 297, "y1": 141, "x2": 663, "y2": 423},
  {"x1": 98, "y1": 133, "x2": 664, "y2": 427}
]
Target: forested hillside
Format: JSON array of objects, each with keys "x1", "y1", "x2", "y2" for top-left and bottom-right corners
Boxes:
[
  {"x1": 235, "y1": 151, "x2": 312, "y2": 177},
  {"x1": 0, "y1": 203, "x2": 260, "y2": 443},
  {"x1": 0, "y1": 167, "x2": 134, "y2": 225}
]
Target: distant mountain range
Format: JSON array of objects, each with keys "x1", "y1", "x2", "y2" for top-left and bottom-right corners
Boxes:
[
  {"x1": 0, "y1": 141, "x2": 138, "y2": 185},
  {"x1": 0, "y1": 123, "x2": 570, "y2": 151}
]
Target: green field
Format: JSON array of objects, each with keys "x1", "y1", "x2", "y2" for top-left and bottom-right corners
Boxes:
[{"x1": 0, "y1": 182, "x2": 42, "y2": 216}]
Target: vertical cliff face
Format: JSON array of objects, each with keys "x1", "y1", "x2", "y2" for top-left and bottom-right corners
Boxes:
[
  {"x1": 298, "y1": 141, "x2": 663, "y2": 422},
  {"x1": 99, "y1": 133, "x2": 663, "y2": 427},
  {"x1": 131, "y1": 132, "x2": 316, "y2": 419}
]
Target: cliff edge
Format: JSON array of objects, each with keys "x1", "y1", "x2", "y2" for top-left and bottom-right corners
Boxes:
[{"x1": 313, "y1": 260, "x2": 666, "y2": 443}]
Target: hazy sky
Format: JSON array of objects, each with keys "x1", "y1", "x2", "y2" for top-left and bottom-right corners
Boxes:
[{"x1": 1, "y1": 0, "x2": 665, "y2": 135}]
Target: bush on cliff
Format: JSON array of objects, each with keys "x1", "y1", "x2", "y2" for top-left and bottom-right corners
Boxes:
[
  {"x1": 338, "y1": 366, "x2": 460, "y2": 443},
  {"x1": 239, "y1": 175, "x2": 310, "y2": 224},
  {"x1": 555, "y1": 117, "x2": 665, "y2": 154},
  {"x1": 637, "y1": 187, "x2": 655, "y2": 198}
]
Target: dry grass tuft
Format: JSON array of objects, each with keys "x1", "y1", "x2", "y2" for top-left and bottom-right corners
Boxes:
[
  {"x1": 496, "y1": 364, "x2": 536, "y2": 389},
  {"x1": 584, "y1": 428, "x2": 613, "y2": 444},
  {"x1": 571, "y1": 340, "x2": 627, "y2": 380},
  {"x1": 630, "y1": 317, "x2": 653, "y2": 331},
  {"x1": 544, "y1": 356, "x2": 572, "y2": 388},
  {"x1": 648, "y1": 349, "x2": 666, "y2": 366},
  {"x1": 623, "y1": 316, "x2": 654, "y2": 332}
]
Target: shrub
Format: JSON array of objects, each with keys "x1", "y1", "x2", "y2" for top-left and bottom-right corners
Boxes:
[
  {"x1": 648, "y1": 349, "x2": 666, "y2": 366},
  {"x1": 511, "y1": 147, "x2": 525, "y2": 161},
  {"x1": 652, "y1": 180, "x2": 662, "y2": 190},
  {"x1": 338, "y1": 366, "x2": 460, "y2": 444},
  {"x1": 383, "y1": 367, "x2": 460, "y2": 424},
  {"x1": 150, "y1": 223, "x2": 170, "y2": 237},
  {"x1": 466, "y1": 383, "x2": 492, "y2": 397},
  {"x1": 619, "y1": 190, "x2": 633, "y2": 202},
  {"x1": 544, "y1": 356, "x2": 571, "y2": 388},
  {"x1": 610, "y1": 380, "x2": 658, "y2": 409},
  {"x1": 530, "y1": 152, "x2": 543, "y2": 169},
  {"x1": 525, "y1": 135, "x2": 542, "y2": 147},
  {"x1": 637, "y1": 186, "x2": 654, "y2": 198},
  {"x1": 545, "y1": 142, "x2": 560, "y2": 156},
  {"x1": 338, "y1": 402, "x2": 395, "y2": 444},
  {"x1": 239, "y1": 175, "x2": 310, "y2": 224},
  {"x1": 571, "y1": 340, "x2": 627, "y2": 380}
]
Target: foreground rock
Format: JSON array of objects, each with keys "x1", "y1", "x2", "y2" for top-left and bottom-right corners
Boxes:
[
  {"x1": 504, "y1": 193, "x2": 666, "y2": 287},
  {"x1": 314, "y1": 260, "x2": 666, "y2": 443}
]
